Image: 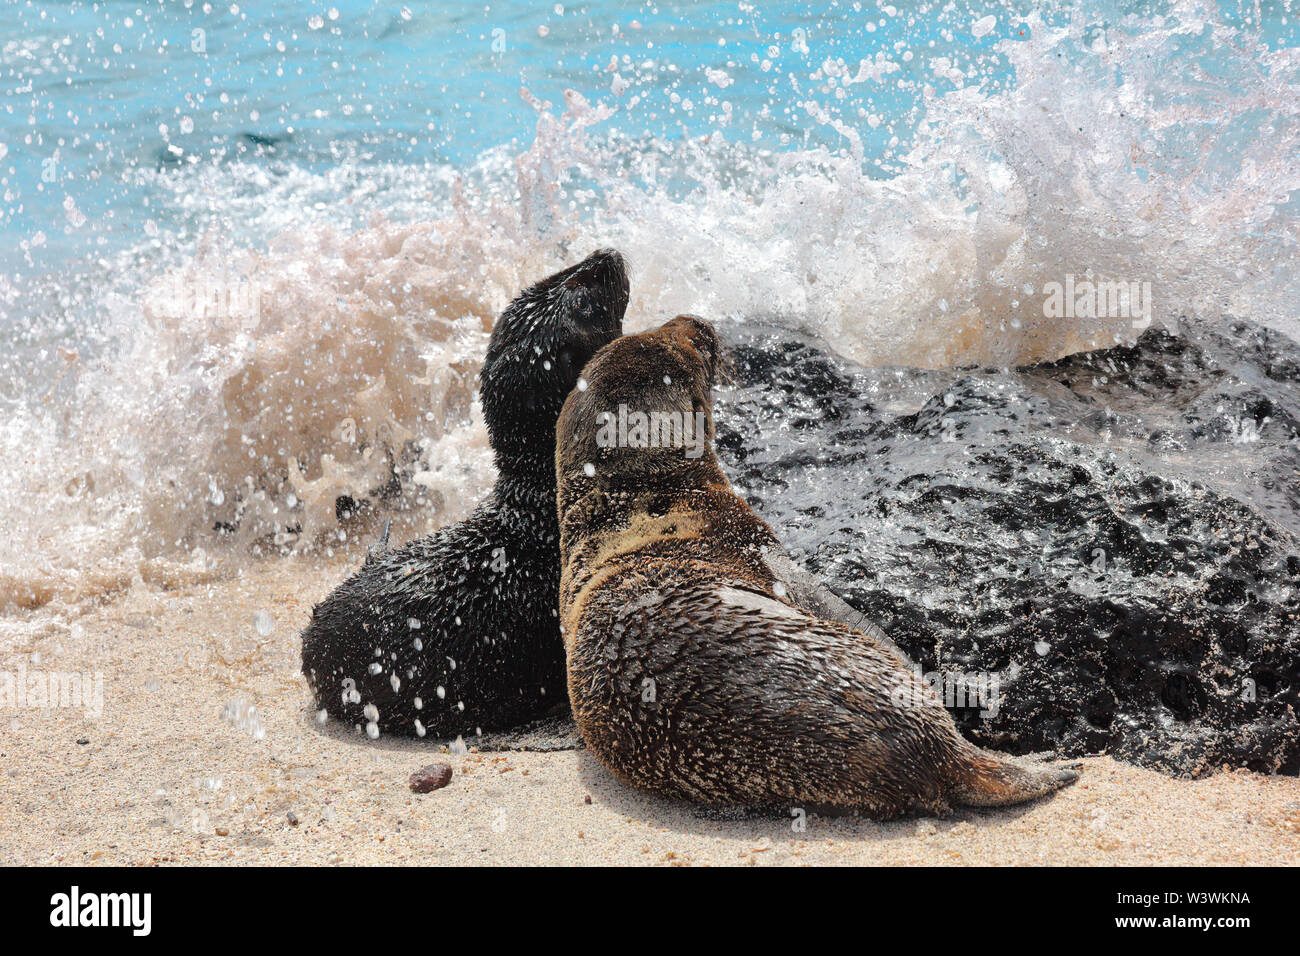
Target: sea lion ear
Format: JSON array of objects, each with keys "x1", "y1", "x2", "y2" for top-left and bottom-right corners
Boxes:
[{"x1": 670, "y1": 314, "x2": 721, "y2": 384}]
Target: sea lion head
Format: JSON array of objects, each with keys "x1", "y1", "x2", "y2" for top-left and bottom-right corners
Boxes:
[
  {"x1": 557, "y1": 314, "x2": 723, "y2": 488},
  {"x1": 480, "y1": 249, "x2": 629, "y2": 475}
]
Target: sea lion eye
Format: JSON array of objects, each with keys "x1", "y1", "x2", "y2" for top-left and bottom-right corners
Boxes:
[{"x1": 561, "y1": 285, "x2": 598, "y2": 328}]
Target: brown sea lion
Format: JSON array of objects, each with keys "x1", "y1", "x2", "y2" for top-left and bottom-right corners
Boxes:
[{"x1": 555, "y1": 314, "x2": 1080, "y2": 817}]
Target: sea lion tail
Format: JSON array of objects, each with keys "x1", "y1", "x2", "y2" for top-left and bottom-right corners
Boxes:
[{"x1": 949, "y1": 745, "x2": 1081, "y2": 808}]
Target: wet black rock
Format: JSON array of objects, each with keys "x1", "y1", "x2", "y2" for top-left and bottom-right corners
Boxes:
[{"x1": 717, "y1": 318, "x2": 1300, "y2": 777}]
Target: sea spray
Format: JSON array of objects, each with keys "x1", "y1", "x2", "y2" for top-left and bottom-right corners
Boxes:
[{"x1": 0, "y1": 2, "x2": 1295, "y2": 618}]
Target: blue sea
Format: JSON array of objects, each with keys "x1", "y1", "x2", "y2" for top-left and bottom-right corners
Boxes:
[{"x1": 0, "y1": 0, "x2": 1297, "y2": 605}]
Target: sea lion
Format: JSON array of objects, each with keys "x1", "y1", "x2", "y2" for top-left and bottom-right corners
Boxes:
[
  {"x1": 301, "y1": 249, "x2": 629, "y2": 737},
  {"x1": 555, "y1": 315, "x2": 1080, "y2": 817}
]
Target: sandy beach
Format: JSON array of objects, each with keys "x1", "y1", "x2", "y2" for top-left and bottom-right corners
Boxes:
[{"x1": 1, "y1": 555, "x2": 1296, "y2": 867}]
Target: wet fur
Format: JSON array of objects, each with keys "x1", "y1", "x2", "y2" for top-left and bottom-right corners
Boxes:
[
  {"x1": 556, "y1": 315, "x2": 1080, "y2": 817},
  {"x1": 300, "y1": 249, "x2": 628, "y2": 736}
]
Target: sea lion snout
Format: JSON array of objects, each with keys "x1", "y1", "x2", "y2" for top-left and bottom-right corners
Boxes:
[{"x1": 560, "y1": 248, "x2": 630, "y2": 335}]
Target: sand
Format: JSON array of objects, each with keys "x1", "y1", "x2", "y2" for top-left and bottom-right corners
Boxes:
[{"x1": 2, "y1": 555, "x2": 1297, "y2": 867}]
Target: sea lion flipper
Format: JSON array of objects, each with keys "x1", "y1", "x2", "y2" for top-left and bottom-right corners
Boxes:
[
  {"x1": 949, "y1": 746, "x2": 1082, "y2": 808},
  {"x1": 761, "y1": 547, "x2": 913, "y2": 666}
]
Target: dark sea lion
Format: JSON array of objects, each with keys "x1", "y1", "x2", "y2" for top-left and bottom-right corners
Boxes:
[
  {"x1": 555, "y1": 315, "x2": 1080, "y2": 817},
  {"x1": 301, "y1": 249, "x2": 628, "y2": 737}
]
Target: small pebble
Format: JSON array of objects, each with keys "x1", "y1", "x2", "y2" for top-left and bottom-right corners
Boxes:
[
  {"x1": 286, "y1": 811, "x2": 299, "y2": 826},
  {"x1": 214, "y1": 827, "x2": 229, "y2": 837},
  {"x1": 409, "y1": 763, "x2": 454, "y2": 793},
  {"x1": 76, "y1": 737, "x2": 89, "y2": 745},
  {"x1": 584, "y1": 794, "x2": 592, "y2": 805}
]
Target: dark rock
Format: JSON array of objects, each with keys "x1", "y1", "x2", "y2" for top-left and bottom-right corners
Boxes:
[{"x1": 717, "y1": 317, "x2": 1300, "y2": 777}]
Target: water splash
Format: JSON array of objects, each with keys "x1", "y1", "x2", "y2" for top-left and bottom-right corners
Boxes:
[{"x1": 0, "y1": 2, "x2": 1294, "y2": 616}]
